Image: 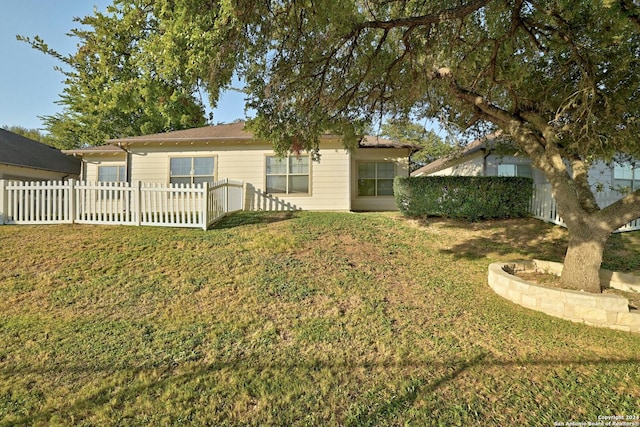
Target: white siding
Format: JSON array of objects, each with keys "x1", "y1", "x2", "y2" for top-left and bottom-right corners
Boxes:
[
  {"x1": 78, "y1": 139, "x2": 412, "y2": 211},
  {"x1": 430, "y1": 152, "x2": 485, "y2": 176},
  {"x1": 589, "y1": 160, "x2": 617, "y2": 192},
  {"x1": 125, "y1": 139, "x2": 351, "y2": 211}
]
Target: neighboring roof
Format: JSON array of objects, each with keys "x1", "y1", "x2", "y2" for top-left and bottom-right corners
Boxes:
[
  {"x1": 411, "y1": 132, "x2": 504, "y2": 176},
  {"x1": 0, "y1": 128, "x2": 81, "y2": 175}
]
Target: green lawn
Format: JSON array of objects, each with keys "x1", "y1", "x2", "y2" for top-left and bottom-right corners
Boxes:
[{"x1": 1, "y1": 211, "x2": 639, "y2": 426}]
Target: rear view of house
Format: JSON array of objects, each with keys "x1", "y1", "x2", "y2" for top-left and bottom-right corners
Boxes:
[{"x1": 64, "y1": 121, "x2": 416, "y2": 212}]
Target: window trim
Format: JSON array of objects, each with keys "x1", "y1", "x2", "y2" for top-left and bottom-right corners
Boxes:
[
  {"x1": 264, "y1": 154, "x2": 312, "y2": 195},
  {"x1": 497, "y1": 163, "x2": 533, "y2": 178},
  {"x1": 357, "y1": 161, "x2": 396, "y2": 197},
  {"x1": 97, "y1": 164, "x2": 126, "y2": 183},
  {"x1": 168, "y1": 155, "x2": 217, "y2": 185}
]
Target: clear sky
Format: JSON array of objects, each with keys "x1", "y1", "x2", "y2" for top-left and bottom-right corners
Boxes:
[{"x1": 0, "y1": 0, "x2": 247, "y2": 131}]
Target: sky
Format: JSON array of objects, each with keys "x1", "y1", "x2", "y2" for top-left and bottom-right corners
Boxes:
[{"x1": 0, "y1": 0, "x2": 247, "y2": 131}]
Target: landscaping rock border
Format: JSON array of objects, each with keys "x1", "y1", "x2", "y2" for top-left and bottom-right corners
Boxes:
[{"x1": 488, "y1": 260, "x2": 640, "y2": 333}]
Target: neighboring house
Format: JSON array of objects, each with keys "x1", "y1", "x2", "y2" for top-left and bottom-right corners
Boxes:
[
  {"x1": 63, "y1": 121, "x2": 417, "y2": 211},
  {"x1": 0, "y1": 128, "x2": 81, "y2": 181},
  {"x1": 411, "y1": 133, "x2": 639, "y2": 198}
]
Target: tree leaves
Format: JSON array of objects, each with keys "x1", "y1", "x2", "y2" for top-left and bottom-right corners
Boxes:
[{"x1": 19, "y1": 2, "x2": 206, "y2": 148}]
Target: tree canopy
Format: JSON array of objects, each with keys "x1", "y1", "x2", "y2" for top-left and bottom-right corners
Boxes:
[
  {"x1": 19, "y1": 2, "x2": 207, "y2": 149},
  {"x1": 378, "y1": 119, "x2": 452, "y2": 170},
  {"x1": 23, "y1": 0, "x2": 640, "y2": 291},
  {"x1": 214, "y1": 0, "x2": 639, "y2": 292}
]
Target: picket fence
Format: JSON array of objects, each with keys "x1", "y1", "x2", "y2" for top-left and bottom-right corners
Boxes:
[
  {"x1": 0, "y1": 179, "x2": 244, "y2": 230},
  {"x1": 530, "y1": 184, "x2": 640, "y2": 233},
  {"x1": 2, "y1": 180, "x2": 639, "y2": 232}
]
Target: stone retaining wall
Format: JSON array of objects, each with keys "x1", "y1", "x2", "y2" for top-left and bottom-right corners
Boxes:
[{"x1": 488, "y1": 260, "x2": 640, "y2": 333}]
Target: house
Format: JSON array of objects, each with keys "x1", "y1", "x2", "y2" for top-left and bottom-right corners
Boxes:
[
  {"x1": 63, "y1": 121, "x2": 417, "y2": 211},
  {"x1": 411, "y1": 133, "x2": 639, "y2": 197},
  {"x1": 0, "y1": 128, "x2": 81, "y2": 181}
]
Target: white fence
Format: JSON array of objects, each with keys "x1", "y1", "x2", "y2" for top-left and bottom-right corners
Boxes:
[
  {"x1": 530, "y1": 184, "x2": 640, "y2": 233},
  {"x1": 0, "y1": 179, "x2": 244, "y2": 230}
]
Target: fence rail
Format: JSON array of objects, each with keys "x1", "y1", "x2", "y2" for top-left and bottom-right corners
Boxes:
[
  {"x1": 3, "y1": 180, "x2": 639, "y2": 232},
  {"x1": 0, "y1": 179, "x2": 244, "y2": 230},
  {"x1": 530, "y1": 184, "x2": 640, "y2": 233}
]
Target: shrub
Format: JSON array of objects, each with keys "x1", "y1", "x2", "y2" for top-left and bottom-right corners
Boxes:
[{"x1": 394, "y1": 176, "x2": 533, "y2": 221}]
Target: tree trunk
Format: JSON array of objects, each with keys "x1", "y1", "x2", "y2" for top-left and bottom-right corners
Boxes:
[{"x1": 560, "y1": 225, "x2": 609, "y2": 293}]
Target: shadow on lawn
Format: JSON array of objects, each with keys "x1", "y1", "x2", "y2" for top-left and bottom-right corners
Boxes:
[
  {"x1": 212, "y1": 211, "x2": 296, "y2": 230},
  {"x1": 428, "y1": 217, "x2": 640, "y2": 274},
  {"x1": 7, "y1": 353, "x2": 640, "y2": 426},
  {"x1": 427, "y1": 217, "x2": 569, "y2": 262}
]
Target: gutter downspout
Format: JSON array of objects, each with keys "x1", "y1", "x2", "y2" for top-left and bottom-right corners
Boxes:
[
  {"x1": 118, "y1": 142, "x2": 132, "y2": 183},
  {"x1": 482, "y1": 148, "x2": 491, "y2": 176}
]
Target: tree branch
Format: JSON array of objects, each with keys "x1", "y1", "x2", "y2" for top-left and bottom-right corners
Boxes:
[
  {"x1": 620, "y1": 0, "x2": 640, "y2": 30},
  {"x1": 568, "y1": 156, "x2": 600, "y2": 213},
  {"x1": 357, "y1": 0, "x2": 490, "y2": 30},
  {"x1": 597, "y1": 189, "x2": 640, "y2": 231}
]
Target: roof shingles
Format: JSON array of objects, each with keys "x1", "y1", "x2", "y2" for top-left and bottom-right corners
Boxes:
[
  {"x1": 0, "y1": 129, "x2": 81, "y2": 175},
  {"x1": 66, "y1": 121, "x2": 418, "y2": 152}
]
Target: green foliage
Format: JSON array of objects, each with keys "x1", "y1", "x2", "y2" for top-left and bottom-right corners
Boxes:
[
  {"x1": 1, "y1": 126, "x2": 54, "y2": 146},
  {"x1": 17, "y1": 0, "x2": 640, "y2": 287},
  {"x1": 379, "y1": 119, "x2": 452, "y2": 171},
  {"x1": 18, "y1": 2, "x2": 207, "y2": 148},
  {"x1": 394, "y1": 176, "x2": 533, "y2": 221}
]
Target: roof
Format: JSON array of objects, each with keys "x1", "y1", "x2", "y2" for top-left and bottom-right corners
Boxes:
[
  {"x1": 67, "y1": 121, "x2": 417, "y2": 152},
  {"x1": 62, "y1": 145, "x2": 126, "y2": 155},
  {"x1": 359, "y1": 135, "x2": 421, "y2": 151},
  {"x1": 107, "y1": 121, "x2": 253, "y2": 144},
  {"x1": 411, "y1": 132, "x2": 504, "y2": 176},
  {"x1": 0, "y1": 128, "x2": 81, "y2": 175}
]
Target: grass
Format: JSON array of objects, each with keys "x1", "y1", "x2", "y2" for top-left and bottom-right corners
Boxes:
[{"x1": 1, "y1": 211, "x2": 639, "y2": 426}]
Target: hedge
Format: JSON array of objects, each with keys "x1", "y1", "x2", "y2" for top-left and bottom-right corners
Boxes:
[{"x1": 393, "y1": 176, "x2": 533, "y2": 221}]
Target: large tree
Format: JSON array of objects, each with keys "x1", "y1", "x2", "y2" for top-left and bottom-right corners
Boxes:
[
  {"x1": 153, "y1": 0, "x2": 640, "y2": 293},
  {"x1": 19, "y1": 2, "x2": 207, "y2": 149},
  {"x1": 32, "y1": 0, "x2": 640, "y2": 292},
  {"x1": 378, "y1": 119, "x2": 452, "y2": 171}
]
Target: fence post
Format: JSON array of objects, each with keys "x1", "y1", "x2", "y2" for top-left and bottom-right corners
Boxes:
[
  {"x1": 135, "y1": 181, "x2": 141, "y2": 226},
  {"x1": 242, "y1": 181, "x2": 248, "y2": 211},
  {"x1": 68, "y1": 179, "x2": 76, "y2": 224},
  {"x1": 224, "y1": 178, "x2": 229, "y2": 215},
  {"x1": 200, "y1": 181, "x2": 209, "y2": 231},
  {"x1": 0, "y1": 180, "x2": 6, "y2": 225}
]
